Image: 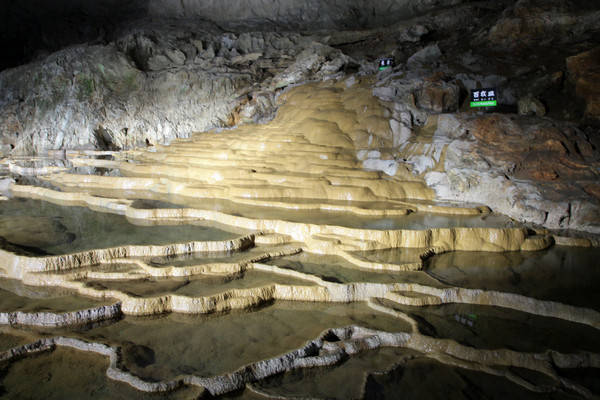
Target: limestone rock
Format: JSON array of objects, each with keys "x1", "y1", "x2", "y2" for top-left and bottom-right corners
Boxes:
[
  {"x1": 566, "y1": 47, "x2": 600, "y2": 123},
  {"x1": 416, "y1": 81, "x2": 460, "y2": 113},
  {"x1": 407, "y1": 44, "x2": 441, "y2": 68},
  {"x1": 0, "y1": 40, "x2": 248, "y2": 154},
  {"x1": 379, "y1": 61, "x2": 600, "y2": 233},
  {"x1": 0, "y1": 26, "x2": 349, "y2": 155},
  {"x1": 435, "y1": 114, "x2": 466, "y2": 140},
  {"x1": 271, "y1": 43, "x2": 349, "y2": 89},
  {"x1": 1, "y1": 0, "x2": 599, "y2": 238},
  {"x1": 487, "y1": 0, "x2": 600, "y2": 50},
  {"x1": 389, "y1": 116, "x2": 412, "y2": 147},
  {"x1": 399, "y1": 25, "x2": 429, "y2": 43},
  {"x1": 423, "y1": 113, "x2": 600, "y2": 233},
  {"x1": 518, "y1": 96, "x2": 546, "y2": 117},
  {"x1": 0, "y1": 178, "x2": 13, "y2": 196},
  {"x1": 230, "y1": 92, "x2": 277, "y2": 125}
]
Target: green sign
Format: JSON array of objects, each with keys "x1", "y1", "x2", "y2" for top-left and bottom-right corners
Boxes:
[
  {"x1": 470, "y1": 100, "x2": 497, "y2": 107},
  {"x1": 470, "y1": 88, "x2": 497, "y2": 108},
  {"x1": 379, "y1": 58, "x2": 394, "y2": 71}
]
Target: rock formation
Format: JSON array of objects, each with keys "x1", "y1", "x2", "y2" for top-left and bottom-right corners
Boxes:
[
  {"x1": 1, "y1": 0, "x2": 600, "y2": 398},
  {"x1": 2, "y1": 0, "x2": 599, "y2": 234}
]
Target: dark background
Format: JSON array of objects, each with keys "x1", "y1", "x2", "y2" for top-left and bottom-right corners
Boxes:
[{"x1": 0, "y1": 0, "x2": 147, "y2": 71}]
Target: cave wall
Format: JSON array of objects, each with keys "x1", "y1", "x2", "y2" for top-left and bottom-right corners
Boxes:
[
  {"x1": 146, "y1": 0, "x2": 467, "y2": 30},
  {"x1": 1, "y1": 0, "x2": 471, "y2": 71}
]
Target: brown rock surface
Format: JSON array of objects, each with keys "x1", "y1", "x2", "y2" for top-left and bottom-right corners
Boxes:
[
  {"x1": 396, "y1": 110, "x2": 600, "y2": 232},
  {"x1": 467, "y1": 115, "x2": 600, "y2": 185},
  {"x1": 416, "y1": 80, "x2": 459, "y2": 113},
  {"x1": 487, "y1": 0, "x2": 600, "y2": 51},
  {"x1": 567, "y1": 47, "x2": 600, "y2": 122}
]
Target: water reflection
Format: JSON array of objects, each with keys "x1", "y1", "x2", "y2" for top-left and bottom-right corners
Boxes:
[
  {"x1": 0, "y1": 198, "x2": 241, "y2": 255},
  {"x1": 426, "y1": 246, "x2": 600, "y2": 310}
]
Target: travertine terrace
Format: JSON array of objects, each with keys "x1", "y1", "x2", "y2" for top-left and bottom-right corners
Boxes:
[{"x1": 1, "y1": 80, "x2": 599, "y2": 398}]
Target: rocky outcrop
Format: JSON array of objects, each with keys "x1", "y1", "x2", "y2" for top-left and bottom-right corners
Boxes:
[
  {"x1": 567, "y1": 47, "x2": 600, "y2": 123},
  {"x1": 0, "y1": 26, "x2": 354, "y2": 156},
  {"x1": 392, "y1": 112, "x2": 600, "y2": 233},
  {"x1": 486, "y1": 0, "x2": 600, "y2": 51},
  {"x1": 0, "y1": 40, "x2": 242, "y2": 154},
  {"x1": 368, "y1": 12, "x2": 600, "y2": 234}
]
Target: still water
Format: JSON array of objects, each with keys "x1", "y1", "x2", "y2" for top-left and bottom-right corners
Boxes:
[{"x1": 0, "y1": 197, "x2": 598, "y2": 399}]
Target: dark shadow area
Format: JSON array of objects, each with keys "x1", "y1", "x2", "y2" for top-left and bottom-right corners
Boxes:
[{"x1": 0, "y1": 0, "x2": 147, "y2": 71}]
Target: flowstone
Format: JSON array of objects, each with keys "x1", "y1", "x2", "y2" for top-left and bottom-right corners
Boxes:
[{"x1": 1, "y1": 80, "x2": 599, "y2": 399}]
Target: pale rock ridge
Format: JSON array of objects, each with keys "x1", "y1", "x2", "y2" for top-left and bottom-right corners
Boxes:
[{"x1": 0, "y1": 303, "x2": 122, "y2": 327}]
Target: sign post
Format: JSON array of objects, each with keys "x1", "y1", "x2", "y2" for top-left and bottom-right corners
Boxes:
[
  {"x1": 470, "y1": 88, "x2": 497, "y2": 108},
  {"x1": 378, "y1": 58, "x2": 394, "y2": 71}
]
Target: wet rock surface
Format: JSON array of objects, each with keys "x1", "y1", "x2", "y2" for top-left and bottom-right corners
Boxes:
[{"x1": 0, "y1": 78, "x2": 599, "y2": 398}]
